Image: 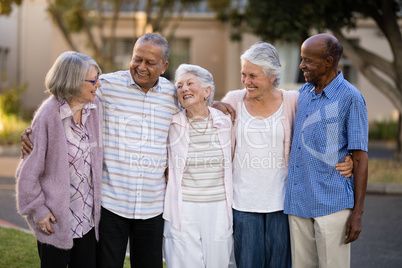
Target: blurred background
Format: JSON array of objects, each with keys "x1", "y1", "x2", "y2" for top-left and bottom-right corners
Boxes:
[
  {"x1": 0, "y1": 1, "x2": 401, "y2": 267},
  {"x1": 0, "y1": 0, "x2": 401, "y2": 159}
]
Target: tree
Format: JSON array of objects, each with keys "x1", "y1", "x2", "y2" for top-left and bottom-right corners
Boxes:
[
  {"x1": 212, "y1": 0, "x2": 402, "y2": 160},
  {"x1": 1, "y1": 0, "x2": 201, "y2": 72},
  {"x1": 45, "y1": 0, "x2": 202, "y2": 72},
  {"x1": 0, "y1": 0, "x2": 22, "y2": 15}
]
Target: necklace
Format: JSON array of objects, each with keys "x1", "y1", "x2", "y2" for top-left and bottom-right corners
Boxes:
[{"x1": 186, "y1": 112, "x2": 211, "y2": 135}]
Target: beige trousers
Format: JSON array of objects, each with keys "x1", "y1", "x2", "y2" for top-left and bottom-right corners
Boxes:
[{"x1": 288, "y1": 209, "x2": 352, "y2": 268}]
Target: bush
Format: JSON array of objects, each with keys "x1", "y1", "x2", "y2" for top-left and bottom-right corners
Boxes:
[
  {"x1": 369, "y1": 119, "x2": 398, "y2": 141},
  {"x1": 0, "y1": 81, "x2": 30, "y2": 145}
]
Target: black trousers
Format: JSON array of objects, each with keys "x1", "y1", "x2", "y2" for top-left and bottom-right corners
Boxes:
[
  {"x1": 37, "y1": 228, "x2": 96, "y2": 268},
  {"x1": 97, "y1": 207, "x2": 164, "y2": 268}
]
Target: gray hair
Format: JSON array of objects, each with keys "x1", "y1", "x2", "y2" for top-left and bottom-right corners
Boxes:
[
  {"x1": 45, "y1": 51, "x2": 101, "y2": 101},
  {"x1": 241, "y1": 42, "x2": 282, "y2": 88},
  {"x1": 135, "y1": 33, "x2": 170, "y2": 62},
  {"x1": 175, "y1": 64, "x2": 215, "y2": 106}
]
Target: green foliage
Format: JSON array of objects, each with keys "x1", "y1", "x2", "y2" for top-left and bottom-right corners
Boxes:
[
  {"x1": 215, "y1": 0, "x2": 401, "y2": 43},
  {"x1": 0, "y1": 0, "x2": 22, "y2": 16},
  {"x1": 369, "y1": 119, "x2": 398, "y2": 141},
  {"x1": 0, "y1": 80, "x2": 30, "y2": 145},
  {"x1": 0, "y1": 81, "x2": 27, "y2": 116}
]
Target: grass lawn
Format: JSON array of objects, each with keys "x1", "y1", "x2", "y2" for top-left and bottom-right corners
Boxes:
[
  {"x1": 0, "y1": 226, "x2": 168, "y2": 268},
  {"x1": 368, "y1": 159, "x2": 402, "y2": 184},
  {"x1": 0, "y1": 227, "x2": 39, "y2": 267},
  {"x1": 0, "y1": 226, "x2": 132, "y2": 268}
]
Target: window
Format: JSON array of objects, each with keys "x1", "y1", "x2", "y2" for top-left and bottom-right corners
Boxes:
[
  {"x1": 0, "y1": 47, "x2": 9, "y2": 85},
  {"x1": 339, "y1": 57, "x2": 357, "y2": 84},
  {"x1": 104, "y1": 38, "x2": 135, "y2": 70},
  {"x1": 163, "y1": 38, "x2": 190, "y2": 82}
]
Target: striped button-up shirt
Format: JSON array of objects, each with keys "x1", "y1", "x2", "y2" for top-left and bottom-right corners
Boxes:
[
  {"x1": 284, "y1": 71, "x2": 368, "y2": 218},
  {"x1": 98, "y1": 70, "x2": 180, "y2": 219}
]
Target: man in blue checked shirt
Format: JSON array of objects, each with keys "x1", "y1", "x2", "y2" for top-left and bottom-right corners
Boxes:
[{"x1": 284, "y1": 33, "x2": 368, "y2": 268}]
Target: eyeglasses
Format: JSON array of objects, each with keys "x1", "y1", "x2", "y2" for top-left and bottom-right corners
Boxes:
[{"x1": 84, "y1": 75, "x2": 100, "y2": 86}]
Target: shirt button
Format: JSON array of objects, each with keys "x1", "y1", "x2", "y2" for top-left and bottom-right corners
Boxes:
[{"x1": 137, "y1": 192, "x2": 141, "y2": 195}]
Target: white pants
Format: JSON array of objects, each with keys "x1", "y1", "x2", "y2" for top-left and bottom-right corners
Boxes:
[
  {"x1": 288, "y1": 209, "x2": 352, "y2": 268},
  {"x1": 163, "y1": 201, "x2": 234, "y2": 268}
]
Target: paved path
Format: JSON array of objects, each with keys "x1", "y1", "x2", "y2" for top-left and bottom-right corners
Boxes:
[{"x1": 1, "y1": 143, "x2": 401, "y2": 266}]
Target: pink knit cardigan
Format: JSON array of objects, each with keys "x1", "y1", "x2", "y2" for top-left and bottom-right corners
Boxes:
[
  {"x1": 221, "y1": 88, "x2": 299, "y2": 168},
  {"x1": 16, "y1": 95, "x2": 103, "y2": 249}
]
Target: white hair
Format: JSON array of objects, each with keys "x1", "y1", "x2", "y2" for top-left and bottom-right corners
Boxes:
[
  {"x1": 241, "y1": 42, "x2": 282, "y2": 88},
  {"x1": 175, "y1": 64, "x2": 215, "y2": 106}
]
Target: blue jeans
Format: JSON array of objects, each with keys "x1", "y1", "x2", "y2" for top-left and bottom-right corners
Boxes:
[{"x1": 233, "y1": 209, "x2": 291, "y2": 268}]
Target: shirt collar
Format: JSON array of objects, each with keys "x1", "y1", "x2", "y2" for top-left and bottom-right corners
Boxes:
[
  {"x1": 171, "y1": 107, "x2": 226, "y2": 128},
  {"x1": 130, "y1": 75, "x2": 162, "y2": 93},
  {"x1": 59, "y1": 99, "x2": 97, "y2": 121},
  {"x1": 309, "y1": 71, "x2": 343, "y2": 100}
]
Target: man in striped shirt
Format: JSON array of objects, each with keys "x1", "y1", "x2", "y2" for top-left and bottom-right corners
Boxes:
[
  {"x1": 96, "y1": 33, "x2": 180, "y2": 267},
  {"x1": 284, "y1": 34, "x2": 368, "y2": 268}
]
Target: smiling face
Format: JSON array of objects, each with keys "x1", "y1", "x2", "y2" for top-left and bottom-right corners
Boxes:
[
  {"x1": 176, "y1": 72, "x2": 211, "y2": 115},
  {"x1": 241, "y1": 60, "x2": 274, "y2": 99},
  {"x1": 129, "y1": 41, "x2": 168, "y2": 92},
  {"x1": 299, "y1": 38, "x2": 329, "y2": 87},
  {"x1": 71, "y1": 66, "x2": 100, "y2": 106}
]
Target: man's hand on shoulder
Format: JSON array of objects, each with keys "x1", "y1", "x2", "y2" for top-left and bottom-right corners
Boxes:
[{"x1": 211, "y1": 101, "x2": 236, "y2": 124}]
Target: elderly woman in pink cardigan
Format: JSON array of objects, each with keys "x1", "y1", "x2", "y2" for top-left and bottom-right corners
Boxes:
[
  {"x1": 16, "y1": 51, "x2": 103, "y2": 268},
  {"x1": 221, "y1": 42, "x2": 353, "y2": 268}
]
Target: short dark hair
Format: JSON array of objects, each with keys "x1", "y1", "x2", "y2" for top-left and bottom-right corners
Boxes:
[
  {"x1": 135, "y1": 33, "x2": 170, "y2": 62},
  {"x1": 323, "y1": 37, "x2": 343, "y2": 65}
]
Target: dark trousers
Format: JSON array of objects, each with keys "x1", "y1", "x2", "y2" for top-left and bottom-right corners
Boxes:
[
  {"x1": 97, "y1": 207, "x2": 164, "y2": 268},
  {"x1": 37, "y1": 228, "x2": 96, "y2": 268}
]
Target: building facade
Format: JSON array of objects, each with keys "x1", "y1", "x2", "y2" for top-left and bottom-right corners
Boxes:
[{"x1": 0, "y1": 0, "x2": 398, "y2": 122}]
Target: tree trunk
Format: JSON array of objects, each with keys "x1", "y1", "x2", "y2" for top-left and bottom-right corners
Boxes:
[
  {"x1": 396, "y1": 112, "x2": 402, "y2": 161},
  {"x1": 332, "y1": 30, "x2": 402, "y2": 161}
]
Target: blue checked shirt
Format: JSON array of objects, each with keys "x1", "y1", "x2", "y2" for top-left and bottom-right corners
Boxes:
[{"x1": 284, "y1": 71, "x2": 368, "y2": 218}]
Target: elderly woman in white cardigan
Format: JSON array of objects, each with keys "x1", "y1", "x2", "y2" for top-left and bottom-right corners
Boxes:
[
  {"x1": 16, "y1": 51, "x2": 103, "y2": 268},
  {"x1": 163, "y1": 64, "x2": 234, "y2": 268}
]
